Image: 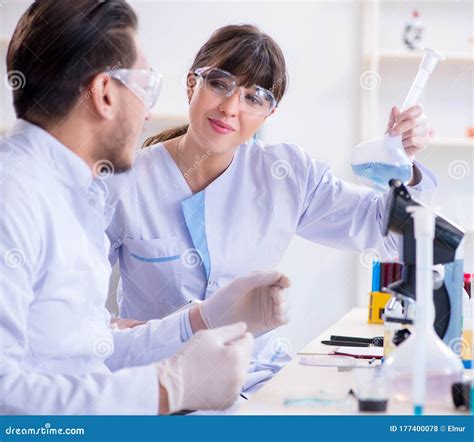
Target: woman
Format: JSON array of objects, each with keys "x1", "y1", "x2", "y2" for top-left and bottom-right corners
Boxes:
[{"x1": 105, "y1": 24, "x2": 435, "y2": 392}]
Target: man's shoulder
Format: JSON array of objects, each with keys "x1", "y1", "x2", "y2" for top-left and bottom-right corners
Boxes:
[{"x1": 0, "y1": 137, "x2": 53, "y2": 215}]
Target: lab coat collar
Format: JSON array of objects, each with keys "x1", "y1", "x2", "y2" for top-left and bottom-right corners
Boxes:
[
  {"x1": 159, "y1": 141, "x2": 241, "y2": 195},
  {"x1": 7, "y1": 119, "x2": 94, "y2": 192}
]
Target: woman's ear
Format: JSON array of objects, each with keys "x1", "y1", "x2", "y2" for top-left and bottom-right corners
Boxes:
[
  {"x1": 264, "y1": 106, "x2": 277, "y2": 122},
  {"x1": 186, "y1": 72, "x2": 196, "y2": 104}
]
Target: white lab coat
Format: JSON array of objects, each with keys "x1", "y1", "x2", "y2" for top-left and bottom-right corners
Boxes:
[
  {"x1": 104, "y1": 138, "x2": 437, "y2": 391},
  {"x1": 0, "y1": 120, "x2": 189, "y2": 414}
]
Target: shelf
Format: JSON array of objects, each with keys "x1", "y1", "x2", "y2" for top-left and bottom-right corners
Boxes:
[
  {"x1": 364, "y1": 50, "x2": 473, "y2": 64},
  {"x1": 149, "y1": 113, "x2": 187, "y2": 123},
  {"x1": 430, "y1": 137, "x2": 474, "y2": 149},
  {"x1": 0, "y1": 114, "x2": 189, "y2": 137}
]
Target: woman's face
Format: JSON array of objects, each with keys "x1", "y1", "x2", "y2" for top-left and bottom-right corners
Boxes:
[{"x1": 186, "y1": 72, "x2": 274, "y2": 155}]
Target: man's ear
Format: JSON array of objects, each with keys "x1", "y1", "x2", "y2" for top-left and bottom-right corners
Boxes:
[
  {"x1": 82, "y1": 72, "x2": 115, "y2": 120},
  {"x1": 186, "y1": 72, "x2": 197, "y2": 104}
]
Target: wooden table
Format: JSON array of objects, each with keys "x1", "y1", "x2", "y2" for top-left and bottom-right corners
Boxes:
[{"x1": 237, "y1": 308, "x2": 470, "y2": 415}]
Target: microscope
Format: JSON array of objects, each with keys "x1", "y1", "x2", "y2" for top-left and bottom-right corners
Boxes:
[{"x1": 382, "y1": 179, "x2": 465, "y2": 347}]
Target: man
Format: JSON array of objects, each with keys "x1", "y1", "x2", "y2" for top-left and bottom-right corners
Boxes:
[{"x1": 0, "y1": 0, "x2": 290, "y2": 415}]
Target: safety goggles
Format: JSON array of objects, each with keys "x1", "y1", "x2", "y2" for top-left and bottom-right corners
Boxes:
[
  {"x1": 107, "y1": 68, "x2": 163, "y2": 111},
  {"x1": 194, "y1": 67, "x2": 277, "y2": 117}
]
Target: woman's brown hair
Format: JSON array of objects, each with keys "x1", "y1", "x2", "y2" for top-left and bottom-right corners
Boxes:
[{"x1": 143, "y1": 24, "x2": 288, "y2": 147}]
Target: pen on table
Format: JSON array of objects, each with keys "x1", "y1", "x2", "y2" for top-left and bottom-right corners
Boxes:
[
  {"x1": 328, "y1": 335, "x2": 384, "y2": 347},
  {"x1": 330, "y1": 335, "x2": 374, "y2": 344},
  {"x1": 321, "y1": 340, "x2": 369, "y2": 347}
]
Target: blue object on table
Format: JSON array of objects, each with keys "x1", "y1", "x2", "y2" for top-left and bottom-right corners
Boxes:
[{"x1": 372, "y1": 261, "x2": 381, "y2": 292}]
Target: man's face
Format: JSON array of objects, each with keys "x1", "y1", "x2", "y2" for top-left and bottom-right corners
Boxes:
[{"x1": 97, "y1": 34, "x2": 151, "y2": 174}]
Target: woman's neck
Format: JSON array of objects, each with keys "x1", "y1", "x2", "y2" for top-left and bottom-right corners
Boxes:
[{"x1": 165, "y1": 132, "x2": 235, "y2": 193}]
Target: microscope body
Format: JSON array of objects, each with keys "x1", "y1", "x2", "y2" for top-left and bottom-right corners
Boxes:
[{"x1": 382, "y1": 180, "x2": 465, "y2": 349}]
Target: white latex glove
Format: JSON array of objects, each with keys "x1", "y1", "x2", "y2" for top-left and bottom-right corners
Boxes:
[
  {"x1": 199, "y1": 271, "x2": 291, "y2": 334},
  {"x1": 155, "y1": 322, "x2": 253, "y2": 413}
]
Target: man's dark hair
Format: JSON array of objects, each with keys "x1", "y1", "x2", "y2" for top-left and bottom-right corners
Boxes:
[{"x1": 6, "y1": 0, "x2": 138, "y2": 125}]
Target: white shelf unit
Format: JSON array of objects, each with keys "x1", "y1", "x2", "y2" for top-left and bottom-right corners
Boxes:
[
  {"x1": 356, "y1": 1, "x2": 474, "y2": 301},
  {"x1": 359, "y1": 2, "x2": 474, "y2": 141},
  {"x1": 363, "y1": 50, "x2": 473, "y2": 64},
  {"x1": 430, "y1": 137, "x2": 474, "y2": 149}
]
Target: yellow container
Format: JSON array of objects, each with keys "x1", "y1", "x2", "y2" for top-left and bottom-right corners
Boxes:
[
  {"x1": 368, "y1": 291, "x2": 391, "y2": 324},
  {"x1": 461, "y1": 329, "x2": 472, "y2": 361}
]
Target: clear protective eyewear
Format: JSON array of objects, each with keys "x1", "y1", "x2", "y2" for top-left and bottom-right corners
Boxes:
[
  {"x1": 107, "y1": 68, "x2": 163, "y2": 111},
  {"x1": 194, "y1": 67, "x2": 277, "y2": 117}
]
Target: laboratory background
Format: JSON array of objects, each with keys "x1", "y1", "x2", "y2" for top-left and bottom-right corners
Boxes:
[{"x1": 0, "y1": 0, "x2": 472, "y2": 356}]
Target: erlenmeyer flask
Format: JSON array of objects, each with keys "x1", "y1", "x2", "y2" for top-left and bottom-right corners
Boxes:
[
  {"x1": 351, "y1": 134, "x2": 412, "y2": 189},
  {"x1": 352, "y1": 48, "x2": 444, "y2": 190},
  {"x1": 383, "y1": 325, "x2": 464, "y2": 404}
]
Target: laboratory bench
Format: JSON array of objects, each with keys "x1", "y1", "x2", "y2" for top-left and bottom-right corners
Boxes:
[{"x1": 237, "y1": 308, "x2": 472, "y2": 415}]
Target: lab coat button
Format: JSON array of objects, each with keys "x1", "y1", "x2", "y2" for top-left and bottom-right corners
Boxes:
[{"x1": 88, "y1": 199, "x2": 95, "y2": 206}]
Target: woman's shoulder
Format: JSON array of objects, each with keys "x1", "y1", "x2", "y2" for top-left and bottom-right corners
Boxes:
[
  {"x1": 104, "y1": 142, "x2": 169, "y2": 203},
  {"x1": 134, "y1": 141, "x2": 168, "y2": 167},
  {"x1": 243, "y1": 138, "x2": 329, "y2": 175}
]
